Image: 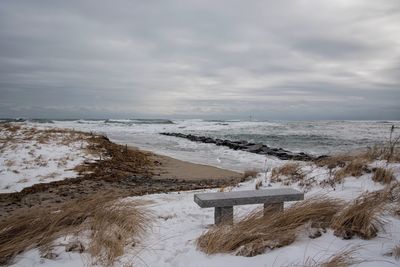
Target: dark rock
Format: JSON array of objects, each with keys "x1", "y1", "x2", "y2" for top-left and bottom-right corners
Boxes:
[
  {"x1": 159, "y1": 132, "x2": 318, "y2": 161},
  {"x1": 204, "y1": 138, "x2": 215, "y2": 143}
]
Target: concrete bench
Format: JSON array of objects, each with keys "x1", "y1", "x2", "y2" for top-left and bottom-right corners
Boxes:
[{"x1": 194, "y1": 188, "x2": 304, "y2": 224}]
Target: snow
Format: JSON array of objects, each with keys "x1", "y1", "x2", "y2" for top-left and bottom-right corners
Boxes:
[
  {"x1": 2, "y1": 122, "x2": 400, "y2": 266},
  {"x1": 126, "y1": 172, "x2": 400, "y2": 267},
  {"x1": 8, "y1": 166, "x2": 400, "y2": 267}
]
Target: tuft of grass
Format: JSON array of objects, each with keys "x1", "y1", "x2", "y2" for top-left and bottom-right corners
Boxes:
[
  {"x1": 315, "y1": 126, "x2": 400, "y2": 173},
  {"x1": 384, "y1": 244, "x2": 400, "y2": 261},
  {"x1": 255, "y1": 179, "x2": 263, "y2": 190},
  {"x1": 299, "y1": 247, "x2": 359, "y2": 267},
  {"x1": 333, "y1": 159, "x2": 368, "y2": 182},
  {"x1": 318, "y1": 249, "x2": 357, "y2": 267},
  {"x1": 0, "y1": 123, "x2": 22, "y2": 132},
  {"x1": 331, "y1": 190, "x2": 388, "y2": 240},
  {"x1": 0, "y1": 193, "x2": 151, "y2": 266},
  {"x1": 271, "y1": 162, "x2": 305, "y2": 184},
  {"x1": 387, "y1": 182, "x2": 400, "y2": 216},
  {"x1": 197, "y1": 197, "x2": 344, "y2": 257},
  {"x1": 218, "y1": 186, "x2": 233, "y2": 192},
  {"x1": 384, "y1": 125, "x2": 400, "y2": 162},
  {"x1": 314, "y1": 154, "x2": 352, "y2": 169},
  {"x1": 392, "y1": 245, "x2": 400, "y2": 260},
  {"x1": 87, "y1": 200, "x2": 150, "y2": 266},
  {"x1": 372, "y1": 168, "x2": 395, "y2": 184}
]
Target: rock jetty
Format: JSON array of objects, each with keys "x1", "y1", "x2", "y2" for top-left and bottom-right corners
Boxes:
[{"x1": 160, "y1": 132, "x2": 319, "y2": 161}]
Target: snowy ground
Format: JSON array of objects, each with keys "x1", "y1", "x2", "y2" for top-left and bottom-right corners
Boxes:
[
  {"x1": 9, "y1": 161, "x2": 400, "y2": 267},
  {"x1": 2, "y1": 123, "x2": 400, "y2": 266},
  {"x1": 0, "y1": 124, "x2": 95, "y2": 193}
]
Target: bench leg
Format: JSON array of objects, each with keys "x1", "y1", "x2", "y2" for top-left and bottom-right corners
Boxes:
[
  {"x1": 263, "y1": 202, "x2": 283, "y2": 216},
  {"x1": 215, "y1": 206, "x2": 233, "y2": 225}
]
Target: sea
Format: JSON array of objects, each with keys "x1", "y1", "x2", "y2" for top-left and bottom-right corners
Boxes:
[{"x1": 2, "y1": 119, "x2": 399, "y2": 172}]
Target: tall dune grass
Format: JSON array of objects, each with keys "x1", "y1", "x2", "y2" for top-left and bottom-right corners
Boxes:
[
  {"x1": 197, "y1": 197, "x2": 345, "y2": 256},
  {"x1": 0, "y1": 193, "x2": 151, "y2": 266},
  {"x1": 197, "y1": 184, "x2": 400, "y2": 257},
  {"x1": 331, "y1": 189, "x2": 390, "y2": 240},
  {"x1": 372, "y1": 167, "x2": 394, "y2": 184}
]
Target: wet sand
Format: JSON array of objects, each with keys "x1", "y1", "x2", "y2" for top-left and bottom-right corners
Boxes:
[{"x1": 145, "y1": 149, "x2": 241, "y2": 181}]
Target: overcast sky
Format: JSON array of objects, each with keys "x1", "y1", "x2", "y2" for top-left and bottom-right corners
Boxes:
[{"x1": 0, "y1": 0, "x2": 399, "y2": 120}]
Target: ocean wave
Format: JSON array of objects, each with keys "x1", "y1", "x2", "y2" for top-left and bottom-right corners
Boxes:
[
  {"x1": 0, "y1": 118, "x2": 55, "y2": 124},
  {"x1": 104, "y1": 119, "x2": 174, "y2": 125},
  {"x1": 0, "y1": 118, "x2": 26, "y2": 123},
  {"x1": 29, "y1": 119, "x2": 54, "y2": 123}
]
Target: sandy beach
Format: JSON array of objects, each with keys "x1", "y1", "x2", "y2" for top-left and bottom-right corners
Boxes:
[{"x1": 145, "y1": 148, "x2": 241, "y2": 181}]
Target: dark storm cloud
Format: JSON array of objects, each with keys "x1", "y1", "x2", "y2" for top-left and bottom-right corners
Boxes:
[{"x1": 0, "y1": 0, "x2": 399, "y2": 119}]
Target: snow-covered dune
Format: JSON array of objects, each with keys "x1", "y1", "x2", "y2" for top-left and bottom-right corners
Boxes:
[{"x1": 0, "y1": 124, "x2": 95, "y2": 193}]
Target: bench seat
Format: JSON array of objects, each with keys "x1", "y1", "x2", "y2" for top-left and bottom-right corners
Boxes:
[{"x1": 194, "y1": 188, "x2": 304, "y2": 224}]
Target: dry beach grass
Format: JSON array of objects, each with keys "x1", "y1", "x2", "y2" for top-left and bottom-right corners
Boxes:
[
  {"x1": 242, "y1": 169, "x2": 259, "y2": 180},
  {"x1": 197, "y1": 196, "x2": 345, "y2": 256},
  {"x1": 1, "y1": 123, "x2": 399, "y2": 266},
  {"x1": 0, "y1": 123, "x2": 240, "y2": 266},
  {"x1": 291, "y1": 247, "x2": 359, "y2": 267},
  {"x1": 271, "y1": 162, "x2": 306, "y2": 185},
  {"x1": 331, "y1": 190, "x2": 389, "y2": 239},
  {"x1": 372, "y1": 167, "x2": 395, "y2": 184},
  {"x1": 333, "y1": 159, "x2": 368, "y2": 182},
  {"x1": 197, "y1": 128, "x2": 400, "y2": 258},
  {"x1": 197, "y1": 183, "x2": 400, "y2": 257},
  {"x1": 0, "y1": 193, "x2": 151, "y2": 266}
]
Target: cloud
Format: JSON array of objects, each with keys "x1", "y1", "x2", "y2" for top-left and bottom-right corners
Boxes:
[{"x1": 0, "y1": 0, "x2": 399, "y2": 119}]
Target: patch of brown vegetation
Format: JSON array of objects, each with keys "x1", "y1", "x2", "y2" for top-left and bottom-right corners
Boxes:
[
  {"x1": 314, "y1": 154, "x2": 353, "y2": 169},
  {"x1": 2, "y1": 123, "x2": 155, "y2": 188},
  {"x1": 387, "y1": 182, "x2": 400, "y2": 216},
  {"x1": 270, "y1": 162, "x2": 316, "y2": 190},
  {"x1": 4, "y1": 159, "x2": 15, "y2": 168},
  {"x1": 271, "y1": 162, "x2": 305, "y2": 183},
  {"x1": 0, "y1": 123, "x2": 21, "y2": 133},
  {"x1": 372, "y1": 167, "x2": 395, "y2": 184},
  {"x1": 300, "y1": 247, "x2": 359, "y2": 267},
  {"x1": 315, "y1": 126, "x2": 400, "y2": 171},
  {"x1": 0, "y1": 193, "x2": 151, "y2": 266},
  {"x1": 242, "y1": 170, "x2": 258, "y2": 181},
  {"x1": 196, "y1": 197, "x2": 345, "y2": 256},
  {"x1": 333, "y1": 159, "x2": 369, "y2": 182},
  {"x1": 315, "y1": 126, "x2": 400, "y2": 187},
  {"x1": 331, "y1": 190, "x2": 388, "y2": 240},
  {"x1": 390, "y1": 245, "x2": 400, "y2": 261},
  {"x1": 38, "y1": 172, "x2": 59, "y2": 181},
  {"x1": 318, "y1": 250, "x2": 356, "y2": 267},
  {"x1": 86, "y1": 199, "x2": 151, "y2": 266},
  {"x1": 384, "y1": 244, "x2": 400, "y2": 261},
  {"x1": 255, "y1": 179, "x2": 263, "y2": 190},
  {"x1": 218, "y1": 186, "x2": 233, "y2": 192},
  {"x1": 0, "y1": 123, "x2": 92, "y2": 148},
  {"x1": 74, "y1": 134, "x2": 153, "y2": 182}
]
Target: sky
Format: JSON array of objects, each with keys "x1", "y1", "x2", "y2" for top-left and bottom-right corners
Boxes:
[{"x1": 0, "y1": 0, "x2": 399, "y2": 120}]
